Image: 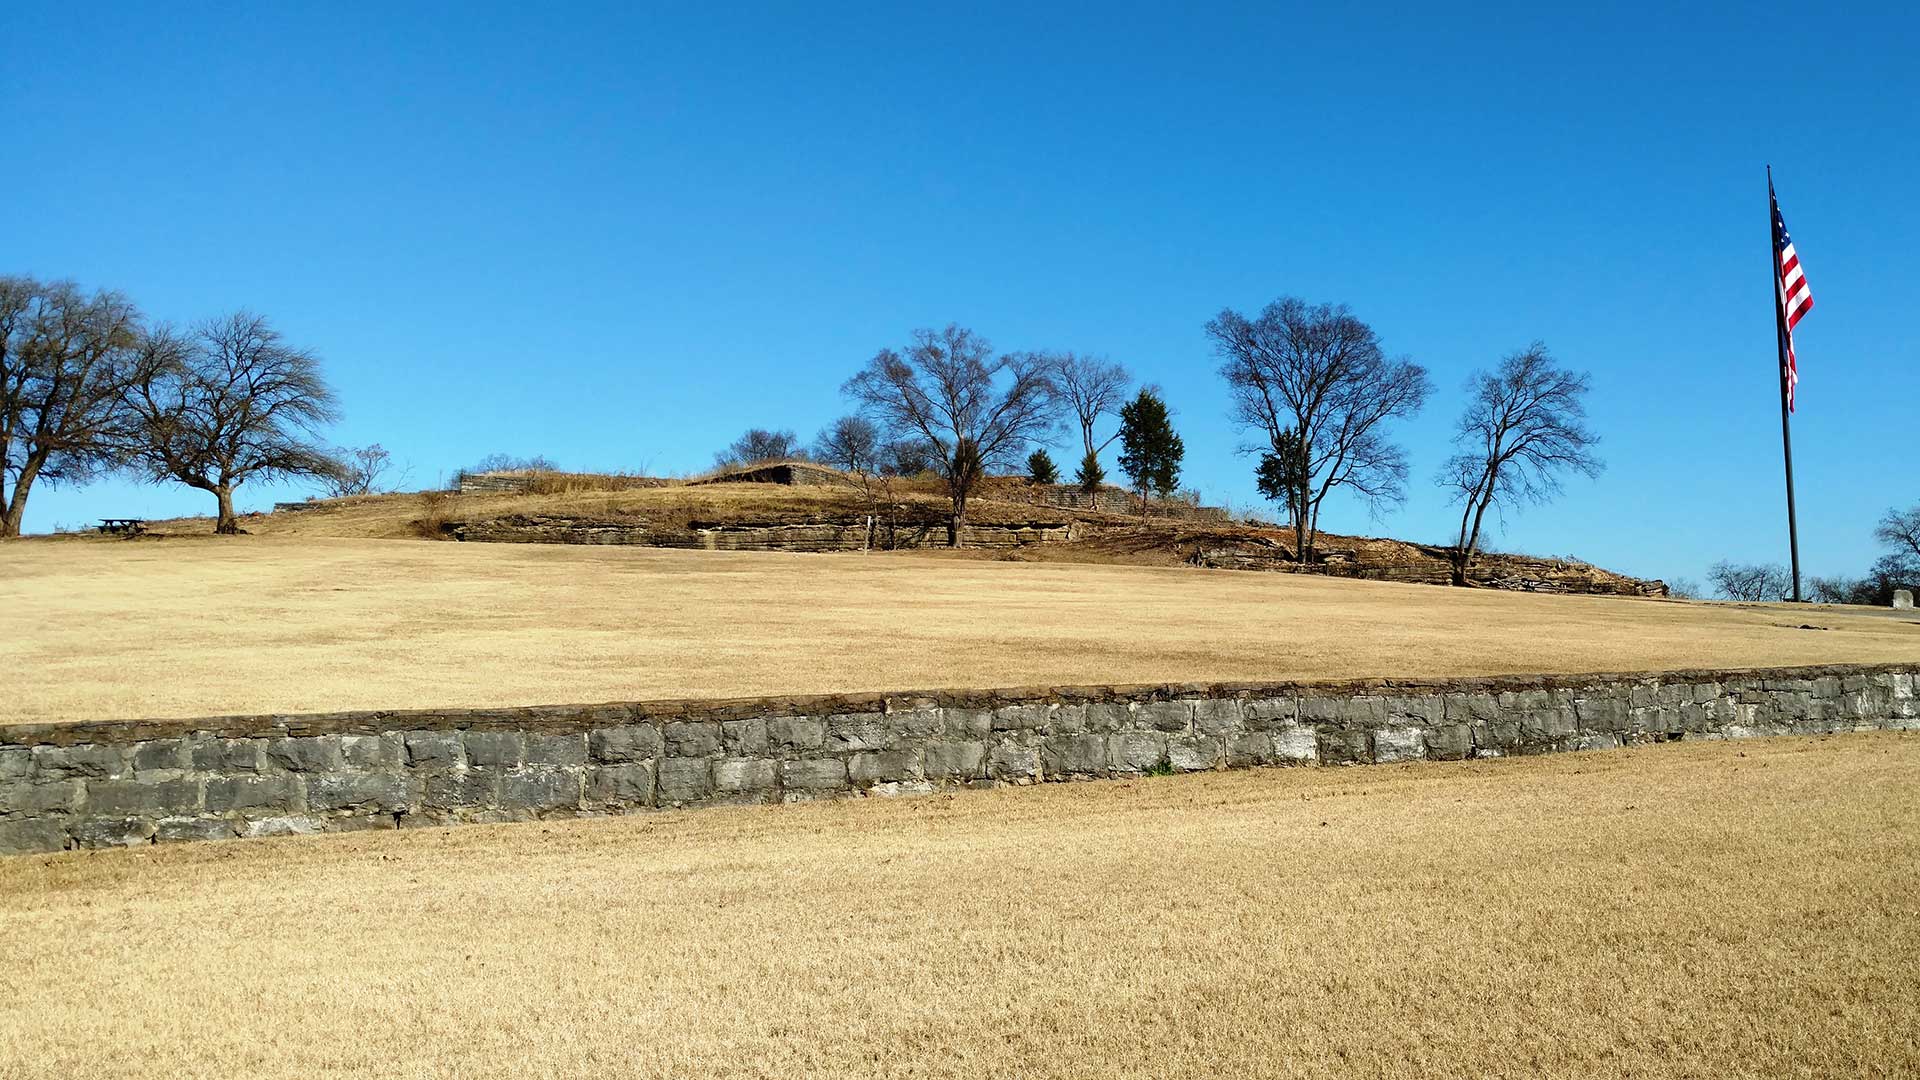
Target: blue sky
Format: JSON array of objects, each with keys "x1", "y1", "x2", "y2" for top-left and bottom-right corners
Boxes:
[{"x1": 8, "y1": 3, "x2": 1916, "y2": 586}]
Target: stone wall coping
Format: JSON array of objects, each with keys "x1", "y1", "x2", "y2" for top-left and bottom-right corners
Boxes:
[{"x1": 3, "y1": 662, "x2": 1913, "y2": 748}]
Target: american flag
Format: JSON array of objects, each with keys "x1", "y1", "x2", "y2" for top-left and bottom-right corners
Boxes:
[{"x1": 1771, "y1": 183, "x2": 1813, "y2": 412}]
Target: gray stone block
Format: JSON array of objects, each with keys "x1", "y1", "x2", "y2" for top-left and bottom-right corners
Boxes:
[
  {"x1": 0, "y1": 818, "x2": 68, "y2": 855},
  {"x1": 244, "y1": 816, "x2": 318, "y2": 838},
  {"x1": 1895, "y1": 589, "x2": 1914, "y2": 609},
  {"x1": 0, "y1": 779, "x2": 83, "y2": 814},
  {"x1": 657, "y1": 758, "x2": 715, "y2": 803},
  {"x1": 1575, "y1": 696, "x2": 1631, "y2": 732},
  {"x1": 887, "y1": 707, "x2": 943, "y2": 743},
  {"x1": 1301, "y1": 696, "x2": 1385, "y2": 725},
  {"x1": 781, "y1": 758, "x2": 849, "y2": 792},
  {"x1": 768, "y1": 716, "x2": 826, "y2": 752},
  {"x1": 987, "y1": 744, "x2": 1040, "y2": 781},
  {"x1": 923, "y1": 741, "x2": 986, "y2": 780},
  {"x1": 1226, "y1": 733, "x2": 1274, "y2": 767},
  {"x1": 941, "y1": 708, "x2": 993, "y2": 739},
  {"x1": 464, "y1": 731, "x2": 525, "y2": 768},
  {"x1": 499, "y1": 767, "x2": 580, "y2": 811},
  {"x1": 1426, "y1": 724, "x2": 1473, "y2": 761},
  {"x1": 1081, "y1": 702, "x2": 1132, "y2": 733},
  {"x1": 721, "y1": 718, "x2": 770, "y2": 755},
  {"x1": 340, "y1": 734, "x2": 403, "y2": 770},
  {"x1": 589, "y1": 725, "x2": 661, "y2": 763},
  {"x1": 204, "y1": 775, "x2": 303, "y2": 814},
  {"x1": 1445, "y1": 693, "x2": 1502, "y2": 724},
  {"x1": 307, "y1": 773, "x2": 414, "y2": 813},
  {"x1": 1136, "y1": 701, "x2": 1193, "y2": 733},
  {"x1": 849, "y1": 750, "x2": 922, "y2": 786},
  {"x1": 1317, "y1": 727, "x2": 1371, "y2": 765},
  {"x1": 1042, "y1": 734, "x2": 1107, "y2": 776},
  {"x1": 525, "y1": 734, "x2": 587, "y2": 767},
  {"x1": 155, "y1": 818, "x2": 239, "y2": 844},
  {"x1": 664, "y1": 721, "x2": 723, "y2": 757},
  {"x1": 992, "y1": 704, "x2": 1052, "y2": 732},
  {"x1": 1242, "y1": 698, "x2": 1296, "y2": 730},
  {"x1": 1272, "y1": 725, "x2": 1319, "y2": 764},
  {"x1": 588, "y1": 763, "x2": 656, "y2": 806},
  {"x1": 713, "y1": 758, "x2": 776, "y2": 796},
  {"x1": 1108, "y1": 733, "x2": 1165, "y2": 773},
  {"x1": 1040, "y1": 704, "x2": 1088, "y2": 734},
  {"x1": 0, "y1": 749, "x2": 31, "y2": 780},
  {"x1": 85, "y1": 777, "x2": 202, "y2": 817},
  {"x1": 1385, "y1": 696, "x2": 1445, "y2": 726},
  {"x1": 404, "y1": 731, "x2": 465, "y2": 769},
  {"x1": 266, "y1": 736, "x2": 342, "y2": 772},
  {"x1": 1192, "y1": 699, "x2": 1244, "y2": 737},
  {"x1": 826, "y1": 713, "x2": 890, "y2": 751},
  {"x1": 31, "y1": 745, "x2": 129, "y2": 779},
  {"x1": 1372, "y1": 728, "x2": 1426, "y2": 763},
  {"x1": 192, "y1": 737, "x2": 266, "y2": 773},
  {"x1": 1168, "y1": 735, "x2": 1223, "y2": 771},
  {"x1": 132, "y1": 739, "x2": 192, "y2": 773},
  {"x1": 423, "y1": 769, "x2": 499, "y2": 810},
  {"x1": 70, "y1": 816, "x2": 155, "y2": 849}
]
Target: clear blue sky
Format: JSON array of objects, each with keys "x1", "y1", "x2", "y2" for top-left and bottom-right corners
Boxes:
[{"x1": 8, "y1": 4, "x2": 1916, "y2": 586}]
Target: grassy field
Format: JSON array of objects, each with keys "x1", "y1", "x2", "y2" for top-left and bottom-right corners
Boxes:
[
  {"x1": 4, "y1": 535, "x2": 1917, "y2": 724},
  {"x1": 2, "y1": 733, "x2": 1915, "y2": 1078}
]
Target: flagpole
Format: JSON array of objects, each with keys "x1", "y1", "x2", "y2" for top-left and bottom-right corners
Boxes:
[{"x1": 1768, "y1": 165, "x2": 1804, "y2": 602}]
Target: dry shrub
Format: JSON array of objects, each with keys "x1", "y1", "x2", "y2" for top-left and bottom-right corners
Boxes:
[
  {"x1": 520, "y1": 471, "x2": 665, "y2": 496},
  {"x1": 411, "y1": 491, "x2": 453, "y2": 539}
]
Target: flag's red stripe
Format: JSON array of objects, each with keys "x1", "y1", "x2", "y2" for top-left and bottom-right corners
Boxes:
[{"x1": 1780, "y1": 252, "x2": 1800, "y2": 277}]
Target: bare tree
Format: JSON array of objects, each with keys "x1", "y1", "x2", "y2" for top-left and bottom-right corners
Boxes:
[
  {"x1": 468, "y1": 452, "x2": 559, "y2": 474},
  {"x1": 1439, "y1": 344, "x2": 1603, "y2": 585},
  {"x1": 843, "y1": 324, "x2": 1056, "y2": 545},
  {"x1": 1707, "y1": 560, "x2": 1792, "y2": 602},
  {"x1": 323, "y1": 444, "x2": 397, "y2": 497},
  {"x1": 1876, "y1": 505, "x2": 1920, "y2": 563},
  {"x1": 0, "y1": 277, "x2": 144, "y2": 537},
  {"x1": 1208, "y1": 298, "x2": 1430, "y2": 561},
  {"x1": 1049, "y1": 352, "x2": 1130, "y2": 466},
  {"x1": 124, "y1": 313, "x2": 345, "y2": 534},
  {"x1": 714, "y1": 428, "x2": 800, "y2": 468},
  {"x1": 810, "y1": 415, "x2": 881, "y2": 473}
]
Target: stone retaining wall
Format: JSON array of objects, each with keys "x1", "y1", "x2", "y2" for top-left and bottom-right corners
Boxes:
[
  {"x1": 450, "y1": 515, "x2": 1075, "y2": 550},
  {"x1": 2, "y1": 664, "x2": 1914, "y2": 855}
]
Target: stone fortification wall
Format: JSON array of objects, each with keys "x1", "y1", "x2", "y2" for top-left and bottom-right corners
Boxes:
[
  {"x1": 450, "y1": 515, "x2": 1074, "y2": 551},
  {"x1": 2, "y1": 664, "x2": 1912, "y2": 855}
]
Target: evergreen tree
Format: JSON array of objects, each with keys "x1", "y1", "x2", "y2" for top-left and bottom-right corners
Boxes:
[
  {"x1": 1074, "y1": 449, "x2": 1105, "y2": 493},
  {"x1": 1254, "y1": 428, "x2": 1305, "y2": 526},
  {"x1": 1116, "y1": 388, "x2": 1184, "y2": 511},
  {"x1": 1026, "y1": 448, "x2": 1059, "y2": 485}
]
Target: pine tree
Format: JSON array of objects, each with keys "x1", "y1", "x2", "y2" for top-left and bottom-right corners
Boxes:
[
  {"x1": 1026, "y1": 448, "x2": 1059, "y2": 485},
  {"x1": 1117, "y1": 388, "x2": 1184, "y2": 512},
  {"x1": 1074, "y1": 450, "x2": 1105, "y2": 493}
]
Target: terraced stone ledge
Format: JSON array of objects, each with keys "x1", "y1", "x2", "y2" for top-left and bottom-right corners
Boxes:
[{"x1": 2, "y1": 663, "x2": 1915, "y2": 856}]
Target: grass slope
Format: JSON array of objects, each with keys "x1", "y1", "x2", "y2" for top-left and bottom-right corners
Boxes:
[
  {"x1": 3, "y1": 536, "x2": 1915, "y2": 724},
  {"x1": 3, "y1": 733, "x2": 1915, "y2": 1079}
]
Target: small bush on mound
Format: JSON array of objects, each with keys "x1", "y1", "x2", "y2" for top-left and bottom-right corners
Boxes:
[{"x1": 412, "y1": 491, "x2": 452, "y2": 538}]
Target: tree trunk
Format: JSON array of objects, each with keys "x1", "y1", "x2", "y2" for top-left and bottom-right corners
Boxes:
[
  {"x1": 214, "y1": 485, "x2": 239, "y2": 535},
  {"x1": 948, "y1": 505, "x2": 966, "y2": 547}
]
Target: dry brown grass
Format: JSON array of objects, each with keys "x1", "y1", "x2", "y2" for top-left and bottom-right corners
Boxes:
[
  {"x1": 2, "y1": 733, "x2": 1915, "y2": 1079},
  {"x1": 3, "y1": 536, "x2": 1917, "y2": 725}
]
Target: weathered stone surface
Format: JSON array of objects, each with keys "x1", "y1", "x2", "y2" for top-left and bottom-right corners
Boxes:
[
  {"x1": 1081, "y1": 702, "x2": 1132, "y2": 733},
  {"x1": 941, "y1": 708, "x2": 993, "y2": 739},
  {"x1": 1272, "y1": 725, "x2": 1319, "y2": 763},
  {"x1": 0, "y1": 749, "x2": 31, "y2": 780},
  {"x1": 590, "y1": 725, "x2": 662, "y2": 763},
  {"x1": 423, "y1": 768, "x2": 499, "y2": 810},
  {"x1": 0, "y1": 818, "x2": 68, "y2": 855},
  {"x1": 205, "y1": 775, "x2": 303, "y2": 814},
  {"x1": 657, "y1": 758, "x2": 714, "y2": 803},
  {"x1": 132, "y1": 739, "x2": 192, "y2": 773},
  {"x1": 1226, "y1": 732, "x2": 1274, "y2": 767},
  {"x1": 992, "y1": 704, "x2": 1052, "y2": 733},
  {"x1": 987, "y1": 744, "x2": 1040, "y2": 781},
  {"x1": 1192, "y1": 699, "x2": 1244, "y2": 738},
  {"x1": 825, "y1": 713, "x2": 890, "y2": 751},
  {"x1": 191, "y1": 737, "x2": 266, "y2": 773},
  {"x1": 70, "y1": 816, "x2": 156, "y2": 848},
  {"x1": 266, "y1": 736, "x2": 342, "y2": 773},
  {"x1": 1136, "y1": 701, "x2": 1192, "y2": 733},
  {"x1": 1894, "y1": 589, "x2": 1914, "y2": 610},
  {"x1": 721, "y1": 718, "x2": 770, "y2": 756},
  {"x1": 404, "y1": 731, "x2": 465, "y2": 769},
  {"x1": 713, "y1": 758, "x2": 776, "y2": 796},
  {"x1": 340, "y1": 734, "x2": 403, "y2": 770},
  {"x1": 155, "y1": 818, "x2": 239, "y2": 844},
  {"x1": 1242, "y1": 698, "x2": 1296, "y2": 730},
  {"x1": 781, "y1": 758, "x2": 849, "y2": 792},
  {"x1": 924, "y1": 741, "x2": 986, "y2": 780},
  {"x1": 525, "y1": 734, "x2": 588, "y2": 767},
  {"x1": 1317, "y1": 727, "x2": 1371, "y2": 765},
  {"x1": 86, "y1": 777, "x2": 201, "y2": 817},
  {"x1": 500, "y1": 767, "x2": 580, "y2": 811},
  {"x1": 588, "y1": 763, "x2": 656, "y2": 805},
  {"x1": 244, "y1": 816, "x2": 318, "y2": 838},
  {"x1": 1168, "y1": 735, "x2": 1223, "y2": 771},
  {"x1": 0, "y1": 779, "x2": 83, "y2": 814},
  {"x1": 463, "y1": 731, "x2": 525, "y2": 768},
  {"x1": 664, "y1": 721, "x2": 723, "y2": 757},
  {"x1": 1425, "y1": 724, "x2": 1473, "y2": 761},
  {"x1": 1041, "y1": 704, "x2": 1089, "y2": 734},
  {"x1": 31, "y1": 745, "x2": 129, "y2": 779},
  {"x1": 1108, "y1": 733, "x2": 1165, "y2": 773},
  {"x1": 1372, "y1": 727, "x2": 1426, "y2": 764},
  {"x1": 307, "y1": 773, "x2": 413, "y2": 813},
  {"x1": 1575, "y1": 696, "x2": 1630, "y2": 732},
  {"x1": 1302, "y1": 696, "x2": 1385, "y2": 725},
  {"x1": 1042, "y1": 734, "x2": 1107, "y2": 776},
  {"x1": 768, "y1": 716, "x2": 825, "y2": 752},
  {"x1": 849, "y1": 750, "x2": 921, "y2": 786},
  {"x1": 886, "y1": 707, "x2": 943, "y2": 743},
  {"x1": 1386, "y1": 695, "x2": 1445, "y2": 726}
]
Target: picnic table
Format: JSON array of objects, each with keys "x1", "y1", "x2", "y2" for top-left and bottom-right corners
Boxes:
[{"x1": 96, "y1": 518, "x2": 146, "y2": 536}]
